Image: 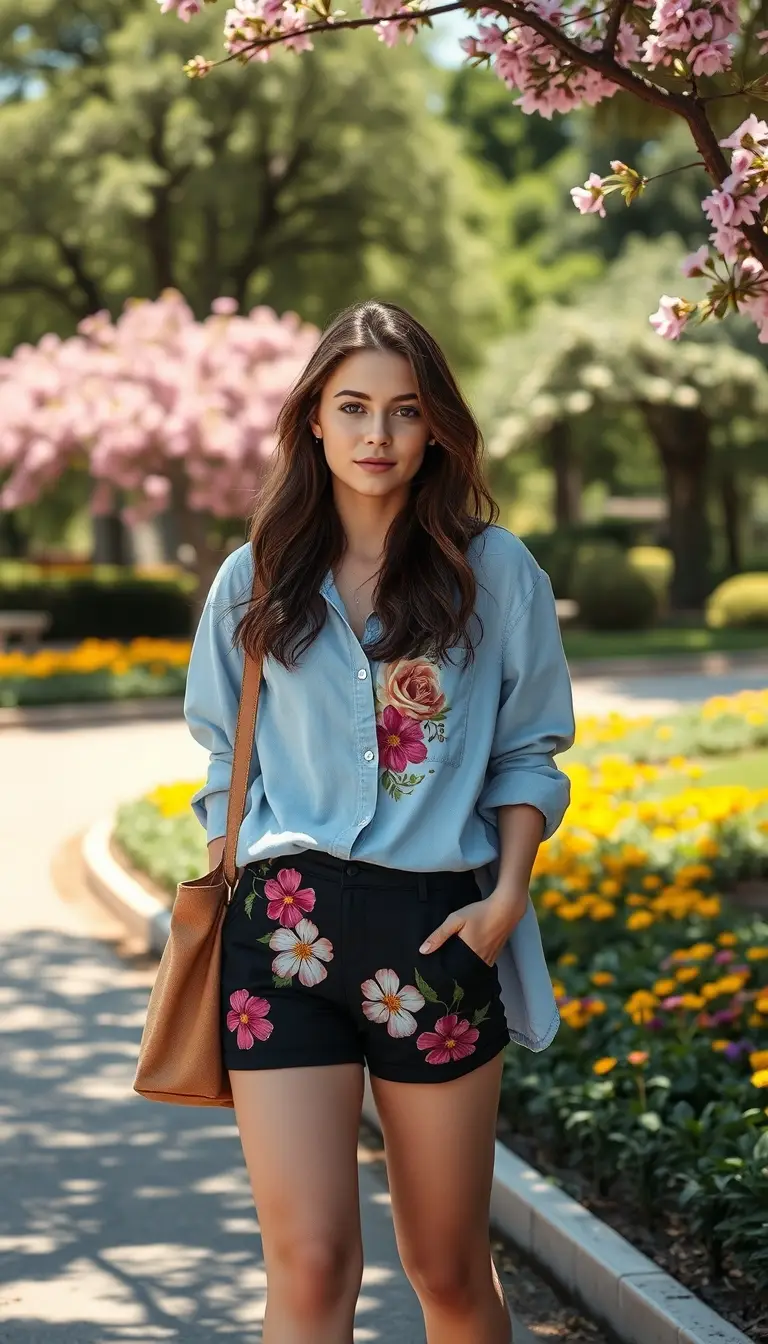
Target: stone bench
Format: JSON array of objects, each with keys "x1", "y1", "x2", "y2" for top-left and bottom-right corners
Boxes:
[{"x1": 0, "y1": 610, "x2": 52, "y2": 653}]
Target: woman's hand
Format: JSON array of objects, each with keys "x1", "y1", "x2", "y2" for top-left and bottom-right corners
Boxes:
[{"x1": 418, "y1": 886, "x2": 529, "y2": 967}]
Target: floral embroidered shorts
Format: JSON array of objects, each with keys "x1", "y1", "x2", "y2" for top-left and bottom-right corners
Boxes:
[{"x1": 220, "y1": 849, "x2": 510, "y2": 1083}]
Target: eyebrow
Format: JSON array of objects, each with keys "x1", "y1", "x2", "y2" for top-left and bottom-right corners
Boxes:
[{"x1": 333, "y1": 389, "x2": 419, "y2": 402}]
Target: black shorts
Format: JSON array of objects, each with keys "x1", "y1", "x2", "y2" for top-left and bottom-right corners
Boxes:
[{"x1": 220, "y1": 849, "x2": 510, "y2": 1083}]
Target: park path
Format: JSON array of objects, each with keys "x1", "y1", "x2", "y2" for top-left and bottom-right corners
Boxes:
[{"x1": 0, "y1": 664, "x2": 765, "y2": 1342}]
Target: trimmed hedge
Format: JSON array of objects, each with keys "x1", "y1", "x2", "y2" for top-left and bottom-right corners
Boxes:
[
  {"x1": 0, "y1": 567, "x2": 195, "y2": 639},
  {"x1": 520, "y1": 521, "x2": 637, "y2": 598},
  {"x1": 572, "y1": 546, "x2": 659, "y2": 631},
  {"x1": 707, "y1": 573, "x2": 768, "y2": 630}
]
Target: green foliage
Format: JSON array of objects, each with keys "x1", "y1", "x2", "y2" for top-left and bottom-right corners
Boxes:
[
  {"x1": 520, "y1": 522, "x2": 635, "y2": 598},
  {"x1": 0, "y1": 0, "x2": 506, "y2": 371},
  {"x1": 0, "y1": 568, "x2": 193, "y2": 638},
  {"x1": 114, "y1": 799, "x2": 206, "y2": 894},
  {"x1": 707, "y1": 574, "x2": 768, "y2": 630},
  {"x1": 572, "y1": 549, "x2": 659, "y2": 631},
  {"x1": 628, "y1": 546, "x2": 673, "y2": 610}
]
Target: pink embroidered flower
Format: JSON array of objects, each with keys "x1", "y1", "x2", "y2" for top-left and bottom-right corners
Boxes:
[
  {"x1": 376, "y1": 706, "x2": 428, "y2": 774},
  {"x1": 379, "y1": 657, "x2": 446, "y2": 722},
  {"x1": 361, "y1": 969, "x2": 425, "y2": 1037},
  {"x1": 264, "y1": 867, "x2": 316, "y2": 927},
  {"x1": 416, "y1": 1012, "x2": 479, "y2": 1065},
  {"x1": 269, "y1": 918, "x2": 333, "y2": 987},
  {"x1": 226, "y1": 989, "x2": 274, "y2": 1048}
]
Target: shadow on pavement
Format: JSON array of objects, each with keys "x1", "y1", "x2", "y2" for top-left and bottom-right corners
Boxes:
[{"x1": 0, "y1": 928, "x2": 418, "y2": 1342}]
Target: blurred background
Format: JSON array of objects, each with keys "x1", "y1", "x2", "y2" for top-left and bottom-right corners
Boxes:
[{"x1": 1, "y1": 6, "x2": 767, "y2": 1344}]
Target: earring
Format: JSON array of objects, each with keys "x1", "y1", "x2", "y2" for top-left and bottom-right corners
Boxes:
[{"x1": 428, "y1": 438, "x2": 436, "y2": 445}]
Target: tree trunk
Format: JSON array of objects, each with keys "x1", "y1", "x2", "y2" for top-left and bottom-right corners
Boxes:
[
  {"x1": 718, "y1": 470, "x2": 742, "y2": 574},
  {"x1": 641, "y1": 404, "x2": 712, "y2": 611},
  {"x1": 176, "y1": 503, "x2": 230, "y2": 630},
  {"x1": 548, "y1": 420, "x2": 582, "y2": 527},
  {"x1": 92, "y1": 513, "x2": 132, "y2": 566}
]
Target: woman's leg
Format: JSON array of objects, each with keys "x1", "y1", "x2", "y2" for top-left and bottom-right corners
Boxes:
[
  {"x1": 370, "y1": 1049, "x2": 511, "y2": 1344},
  {"x1": 230, "y1": 1062, "x2": 365, "y2": 1344}
]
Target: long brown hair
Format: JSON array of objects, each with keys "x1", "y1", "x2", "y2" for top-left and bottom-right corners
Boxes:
[{"x1": 232, "y1": 300, "x2": 498, "y2": 669}]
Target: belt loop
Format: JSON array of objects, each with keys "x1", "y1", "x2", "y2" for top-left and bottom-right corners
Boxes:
[{"x1": 417, "y1": 873, "x2": 429, "y2": 903}]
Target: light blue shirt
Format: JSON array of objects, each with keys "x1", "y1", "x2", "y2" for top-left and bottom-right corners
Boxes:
[{"x1": 184, "y1": 524, "x2": 575, "y2": 1050}]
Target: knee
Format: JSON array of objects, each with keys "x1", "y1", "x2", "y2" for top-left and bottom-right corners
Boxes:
[
  {"x1": 401, "y1": 1247, "x2": 482, "y2": 1311},
  {"x1": 269, "y1": 1234, "x2": 362, "y2": 1316}
]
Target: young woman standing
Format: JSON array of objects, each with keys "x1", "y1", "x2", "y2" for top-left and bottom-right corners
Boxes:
[{"x1": 184, "y1": 300, "x2": 575, "y2": 1344}]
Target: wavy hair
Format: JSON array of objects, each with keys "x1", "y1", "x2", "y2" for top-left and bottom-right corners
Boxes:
[{"x1": 232, "y1": 300, "x2": 498, "y2": 669}]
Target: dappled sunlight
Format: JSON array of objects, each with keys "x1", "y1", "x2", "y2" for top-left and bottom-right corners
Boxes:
[{"x1": 0, "y1": 927, "x2": 408, "y2": 1341}]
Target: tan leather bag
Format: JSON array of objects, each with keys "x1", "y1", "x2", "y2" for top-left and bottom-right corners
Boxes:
[{"x1": 133, "y1": 620, "x2": 263, "y2": 1108}]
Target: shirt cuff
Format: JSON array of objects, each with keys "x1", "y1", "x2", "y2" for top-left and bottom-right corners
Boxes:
[
  {"x1": 190, "y1": 785, "x2": 230, "y2": 842},
  {"x1": 478, "y1": 768, "x2": 571, "y2": 842}
]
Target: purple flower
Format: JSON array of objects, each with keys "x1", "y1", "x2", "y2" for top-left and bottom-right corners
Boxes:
[{"x1": 723, "y1": 1039, "x2": 754, "y2": 1062}]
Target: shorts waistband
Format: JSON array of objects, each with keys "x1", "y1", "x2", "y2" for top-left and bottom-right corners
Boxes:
[{"x1": 248, "y1": 849, "x2": 477, "y2": 902}]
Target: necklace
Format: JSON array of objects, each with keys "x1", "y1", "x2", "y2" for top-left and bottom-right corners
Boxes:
[{"x1": 352, "y1": 572, "x2": 378, "y2": 622}]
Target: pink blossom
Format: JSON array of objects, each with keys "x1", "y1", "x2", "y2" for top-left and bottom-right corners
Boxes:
[
  {"x1": 361, "y1": 0, "x2": 403, "y2": 15},
  {"x1": 687, "y1": 40, "x2": 731, "y2": 76},
  {"x1": 264, "y1": 867, "x2": 316, "y2": 927},
  {"x1": 375, "y1": 17, "x2": 418, "y2": 46},
  {"x1": 709, "y1": 223, "x2": 743, "y2": 263},
  {"x1": 681, "y1": 245, "x2": 710, "y2": 277},
  {"x1": 570, "y1": 172, "x2": 607, "y2": 218},
  {"x1": 702, "y1": 189, "x2": 735, "y2": 227},
  {"x1": 416, "y1": 1013, "x2": 480, "y2": 1064},
  {"x1": 759, "y1": 29, "x2": 768, "y2": 55},
  {"x1": 649, "y1": 296, "x2": 690, "y2": 340},
  {"x1": 361, "y1": 969, "x2": 425, "y2": 1037},
  {"x1": 720, "y1": 116, "x2": 768, "y2": 151},
  {"x1": 376, "y1": 706, "x2": 428, "y2": 774},
  {"x1": 269, "y1": 918, "x2": 333, "y2": 986},
  {"x1": 226, "y1": 989, "x2": 274, "y2": 1047}
]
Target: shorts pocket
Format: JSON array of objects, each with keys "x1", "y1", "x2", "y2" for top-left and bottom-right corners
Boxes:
[{"x1": 441, "y1": 929, "x2": 496, "y2": 986}]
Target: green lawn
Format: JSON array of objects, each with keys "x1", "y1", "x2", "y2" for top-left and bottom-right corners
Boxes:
[
  {"x1": 562, "y1": 626, "x2": 767, "y2": 662},
  {"x1": 648, "y1": 748, "x2": 768, "y2": 796}
]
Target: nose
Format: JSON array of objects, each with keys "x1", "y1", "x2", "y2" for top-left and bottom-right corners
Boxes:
[{"x1": 364, "y1": 414, "x2": 391, "y2": 446}]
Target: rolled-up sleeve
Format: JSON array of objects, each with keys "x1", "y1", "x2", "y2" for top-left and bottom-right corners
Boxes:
[
  {"x1": 184, "y1": 550, "x2": 254, "y2": 841},
  {"x1": 477, "y1": 568, "x2": 575, "y2": 841}
]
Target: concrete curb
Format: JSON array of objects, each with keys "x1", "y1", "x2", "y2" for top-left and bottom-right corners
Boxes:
[
  {"x1": 82, "y1": 817, "x2": 171, "y2": 956},
  {"x1": 0, "y1": 696, "x2": 184, "y2": 732},
  {"x1": 82, "y1": 817, "x2": 752, "y2": 1344}
]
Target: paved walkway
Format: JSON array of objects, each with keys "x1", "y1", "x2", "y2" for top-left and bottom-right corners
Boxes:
[{"x1": 1, "y1": 665, "x2": 763, "y2": 1341}]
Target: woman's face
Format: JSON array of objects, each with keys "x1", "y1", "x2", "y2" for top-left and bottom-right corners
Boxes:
[{"x1": 310, "y1": 349, "x2": 431, "y2": 499}]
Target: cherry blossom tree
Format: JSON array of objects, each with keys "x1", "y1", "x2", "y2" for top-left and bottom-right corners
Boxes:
[
  {"x1": 163, "y1": 0, "x2": 768, "y2": 343},
  {"x1": 0, "y1": 290, "x2": 319, "y2": 602}
]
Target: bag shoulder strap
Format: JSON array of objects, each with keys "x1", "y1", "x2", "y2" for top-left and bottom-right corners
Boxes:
[{"x1": 223, "y1": 570, "x2": 263, "y2": 890}]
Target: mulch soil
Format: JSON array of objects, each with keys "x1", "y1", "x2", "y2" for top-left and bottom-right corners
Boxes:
[{"x1": 498, "y1": 1116, "x2": 764, "y2": 1343}]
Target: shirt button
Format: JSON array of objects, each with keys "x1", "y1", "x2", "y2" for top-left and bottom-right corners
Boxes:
[
  {"x1": 357, "y1": 668, "x2": 368, "y2": 680},
  {"x1": 346, "y1": 863, "x2": 359, "y2": 877},
  {"x1": 361, "y1": 815, "x2": 371, "y2": 825},
  {"x1": 364, "y1": 750, "x2": 375, "y2": 762}
]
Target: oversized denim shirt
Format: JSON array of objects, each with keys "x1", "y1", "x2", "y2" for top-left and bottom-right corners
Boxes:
[{"x1": 184, "y1": 524, "x2": 576, "y2": 1051}]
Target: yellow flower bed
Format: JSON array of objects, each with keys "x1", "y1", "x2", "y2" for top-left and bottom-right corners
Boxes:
[
  {"x1": 0, "y1": 638, "x2": 191, "y2": 680},
  {"x1": 574, "y1": 687, "x2": 768, "y2": 751}
]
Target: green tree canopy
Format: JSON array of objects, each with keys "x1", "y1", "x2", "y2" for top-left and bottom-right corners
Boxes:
[{"x1": 0, "y1": 0, "x2": 508, "y2": 370}]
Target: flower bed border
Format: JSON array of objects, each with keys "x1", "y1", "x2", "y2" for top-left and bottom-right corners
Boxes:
[{"x1": 82, "y1": 813, "x2": 752, "y2": 1344}]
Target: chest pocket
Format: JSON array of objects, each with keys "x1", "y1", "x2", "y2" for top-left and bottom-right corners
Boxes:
[{"x1": 374, "y1": 653, "x2": 475, "y2": 771}]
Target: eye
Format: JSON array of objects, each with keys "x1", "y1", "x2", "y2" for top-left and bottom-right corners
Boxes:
[
  {"x1": 396, "y1": 406, "x2": 421, "y2": 418},
  {"x1": 340, "y1": 402, "x2": 365, "y2": 414}
]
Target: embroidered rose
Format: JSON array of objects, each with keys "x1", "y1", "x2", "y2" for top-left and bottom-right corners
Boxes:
[
  {"x1": 361, "y1": 969, "x2": 426, "y2": 1037},
  {"x1": 226, "y1": 990, "x2": 274, "y2": 1048},
  {"x1": 379, "y1": 657, "x2": 446, "y2": 722},
  {"x1": 264, "y1": 868, "x2": 316, "y2": 928},
  {"x1": 416, "y1": 1012, "x2": 479, "y2": 1064},
  {"x1": 376, "y1": 706, "x2": 428, "y2": 775},
  {"x1": 269, "y1": 918, "x2": 334, "y2": 987}
]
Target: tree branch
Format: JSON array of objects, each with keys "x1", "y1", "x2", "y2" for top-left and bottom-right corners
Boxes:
[
  {"x1": 603, "y1": 0, "x2": 629, "y2": 54},
  {"x1": 0, "y1": 274, "x2": 86, "y2": 316},
  {"x1": 43, "y1": 233, "x2": 105, "y2": 314}
]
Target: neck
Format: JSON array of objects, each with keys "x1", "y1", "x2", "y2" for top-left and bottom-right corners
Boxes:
[{"x1": 331, "y1": 476, "x2": 409, "y2": 564}]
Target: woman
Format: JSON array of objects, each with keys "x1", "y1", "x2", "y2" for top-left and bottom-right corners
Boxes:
[{"x1": 184, "y1": 299, "x2": 575, "y2": 1344}]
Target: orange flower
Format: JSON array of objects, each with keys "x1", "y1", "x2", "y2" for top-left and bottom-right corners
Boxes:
[
  {"x1": 627, "y1": 1051, "x2": 649, "y2": 1066},
  {"x1": 593, "y1": 1057, "x2": 618, "y2": 1075}
]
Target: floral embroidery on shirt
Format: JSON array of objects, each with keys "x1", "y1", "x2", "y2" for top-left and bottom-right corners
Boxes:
[
  {"x1": 375, "y1": 657, "x2": 450, "y2": 801},
  {"x1": 226, "y1": 989, "x2": 274, "y2": 1047}
]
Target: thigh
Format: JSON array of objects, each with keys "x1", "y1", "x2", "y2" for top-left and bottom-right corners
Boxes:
[
  {"x1": 230, "y1": 1062, "x2": 365, "y2": 1262},
  {"x1": 370, "y1": 1050, "x2": 505, "y2": 1267}
]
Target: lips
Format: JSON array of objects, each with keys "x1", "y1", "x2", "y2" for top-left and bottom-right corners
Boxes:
[{"x1": 356, "y1": 458, "x2": 395, "y2": 465}]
